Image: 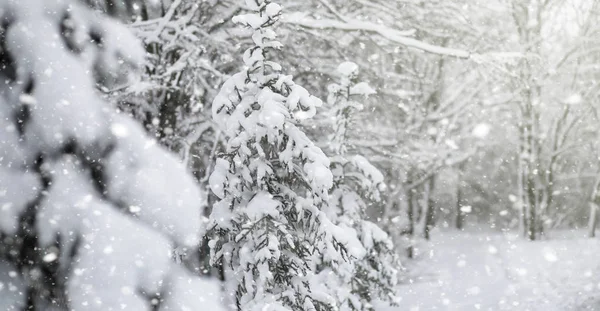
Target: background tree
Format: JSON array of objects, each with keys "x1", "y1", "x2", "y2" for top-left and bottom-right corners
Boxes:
[{"x1": 319, "y1": 62, "x2": 399, "y2": 310}]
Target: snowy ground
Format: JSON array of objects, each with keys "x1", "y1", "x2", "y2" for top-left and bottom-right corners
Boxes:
[{"x1": 380, "y1": 229, "x2": 600, "y2": 311}]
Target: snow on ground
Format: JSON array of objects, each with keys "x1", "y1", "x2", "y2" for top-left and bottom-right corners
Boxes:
[{"x1": 379, "y1": 229, "x2": 600, "y2": 311}]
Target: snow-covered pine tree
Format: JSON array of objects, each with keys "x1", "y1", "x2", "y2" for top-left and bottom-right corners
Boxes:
[
  {"x1": 208, "y1": 1, "x2": 365, "y2": 310},
  {"x1": 0, "y1": 0, "x2": 222, "y2": 310},
  {"x1": 322, "y1": 62, "x2": 399, "y2": 311},
  {"x1": 328, "y1": 62, "x2": 377, "y2": 155}
]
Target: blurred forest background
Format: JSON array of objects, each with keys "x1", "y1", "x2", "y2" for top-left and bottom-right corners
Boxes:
[{"x1": 92, "y1": 0, "x2": 600, "y2": 248}]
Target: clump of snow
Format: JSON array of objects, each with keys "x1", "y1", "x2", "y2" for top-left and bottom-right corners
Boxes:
[
  {"x1": 233, "y1": 1, "x2": 282, "y2": 30},
  {"x1": 445, "y1": 139, "x2": 459, "y2": 150},
  {"x1": 460, "y1": 205, "x2": 473, "y2": 213},
  {"x1": 335, "y1": 62, "x2": 376, "y2": 96},
  {"x1": 472, "y1": 123, "x2": 491, "y2": 138},
  {"x1": 6, "y1": 3, "x2": 113, "y2": 155},
  {"x1": 244, "y1": 192, "x2": 281, "y2": 220},
  {"x1": 160, "y1": 266, "x2": 225, "y2": 310},
  {"x1": 105, "y1": 116, "x2": 204, "y2": 247},
  {"x1": 68, "y1": 201, "x2": 172, "y2": 310},
  {"x1": 542, "y1": 247, "x2": 558, "y2": 262},
  {"x1": 265, "y1": 3, "x2": 282, "y2": 18},
  {"x1": 564, "y1": 93, "x2": 582, "y2": 105},
  {"x1": 350, "y1": 82, "x2": 376, "y2": 97},
  {"x1": 209, "y1": 158, "x2": 231, "y2": 200},
  {"x1": 361, "y1": 221, "x2": 394, "y2": 250},
  {"x1": 36, "y1": 156, "x2": 96, "y2": 247},
  {"x1": 337, "y1": 61, "x2": 359, "y2": 78},
  {"x1": 352, "y1": 155, "x2": 384, "y2": 187},
  {"x1": 90, "y1": 14, "x2": 145, "y2": 89}
]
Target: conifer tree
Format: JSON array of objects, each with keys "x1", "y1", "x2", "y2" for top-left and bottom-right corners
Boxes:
[
  {"x1": 322, "y1": 62, "x2": 399, "y2": 311},
  {"x1": 0, "y1": 1, "x2": 222, "y2": 309},
  {"x1": 208, "y1": 1, "x2": 363, "y2": 310}
]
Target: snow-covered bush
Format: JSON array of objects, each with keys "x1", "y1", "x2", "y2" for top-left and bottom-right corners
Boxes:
[
  {"x1": 0, "y1": 0, "x2": 222, "y2": 309},
  {"x1": 321, "y1": 62, "x2": 399, "y2": 310},
  {"x1": 208, "y1": 1, "x2": 367, "y2": 310}
]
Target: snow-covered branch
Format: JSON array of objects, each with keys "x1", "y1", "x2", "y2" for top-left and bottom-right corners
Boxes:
[{"x1": 282, "y1": 12, "x2": 471, "y2": 58}]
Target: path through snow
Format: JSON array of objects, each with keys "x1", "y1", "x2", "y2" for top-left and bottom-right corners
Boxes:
[{"x1": 380, "y1": 230, "x2": 600, "y2": 311}]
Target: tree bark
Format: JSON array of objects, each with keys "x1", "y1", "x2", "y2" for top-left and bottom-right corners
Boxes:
[
  {"x1": 423, "y1": 176, "x2": 436, "y2": 240},
  {"x1": 588, "y1": 172, "x2": 600, "y2": 238},
  {"x1": 455, "y1": 163, "x2": 466, "y2": 230},
  {"x1": 527, "y1": 173, "x2": 537, "y2": 241},
  {"x1": 517, "y1": 119, "x2": 527, "y2": 237},
  {"x1": 455, "y1": 184, "x2": 464, "y2": 230},
  {"x1": 406, "y1": 187, "x2": 415, "y2": 258},
  {"x1": 589, "y1": 203, "x2": 598, "y2": 238}
]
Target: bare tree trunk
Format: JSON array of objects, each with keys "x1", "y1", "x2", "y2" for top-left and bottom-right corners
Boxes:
[
  {"x1": 588, "y1": 171, "x2": 600, "y2": 238},
  {"x1": 522, "y1": 73, "x2": 542, "y2": 241},
  {"x1": 520, "y1": 170, "x2": 528, "y2": 237},
  {"x1": 511, "y1": 0, "x2": 543, "y2": 241},
  {"x1": 406, "y1": 187, "x2": 415, "y2": 258},
  {"x1": 455, "y1": 182, "x2": 464, "y2": 230},
  {"x1": 538, "y1": 188, "x2": 547, "y2": 239},
  {"x1": 424, "y1": 176, "x2": 436, "y2": 240},
  {"x1": 527, "y1": 174, "x2": 536, "y2": 241},
  {"x1": 589, "y1": 203, "x2": 598, "y2": 238},
  {"x1": 456, "y1": 163, "x2": 466, "y2": 230},
  {"x1": 417, "y1": 184, "x2": 428, "y2": 236},
  {"x1": 523, "y1": 113, "x2": 536, "y2": 241},
  {"x1": 518, "y1": 118, "x2": 527, "y2": 237}
]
